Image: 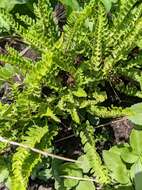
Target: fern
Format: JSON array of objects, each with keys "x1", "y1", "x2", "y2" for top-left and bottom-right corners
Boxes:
[
  {"x1": 91, "y1": 1, "x2": 108, "y2": 70},
  {"x1": 114, "y1": 0, "x2": 138, "y2": 27},
  {"x1": 12, "y1": 125, "x2": 49, "y2": 190},
  {"x1": 0, "y1": 0, "x2": 142, "y2": 189},
  {"x1": 63, "y1": 0, "x2": 95, "y2": 51},
  {"x1": 79, "y1": 122, "x2": 110, "y2": 184}
]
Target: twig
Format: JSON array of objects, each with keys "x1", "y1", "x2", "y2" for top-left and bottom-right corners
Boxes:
[
  {"x1": 0, "y1": 136, "x2": 80, "y2": 163},
  {"x1": 94, "y1": 116, "x2": 128, "y2": 129},
  {"x1": 55, "y1": 117, "x2": 128, "y2": 143},
  {"x1": 0, "y1": 36, "x2": 26, "y2": 45},
  {"x1": 55, "y1": 134, "x2": 75, "y2": 143},
  {"x1": 20, "y1": 46, "x2": 31, "y2": 56},
  {"x1": 60, "y1": 175, "x2": 96, "y2": 182}
]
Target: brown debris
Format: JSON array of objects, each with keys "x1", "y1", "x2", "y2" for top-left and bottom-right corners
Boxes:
[
  {"x1": 53, "y1": 2, "x2": 67, "y2": 31},
  {"x1": 58, "y1": 70, "x2": 75, "y2": 87},
  {"x1": 111, "y1": 118, "x2": 134, "y2": 143}
]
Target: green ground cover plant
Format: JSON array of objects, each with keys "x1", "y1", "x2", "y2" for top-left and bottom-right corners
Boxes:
[{"x1": 0, "y1": 0, "x2": 142, "y2": 189}]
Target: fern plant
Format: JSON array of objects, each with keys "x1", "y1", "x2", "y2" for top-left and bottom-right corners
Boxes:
[{"x1": 0, "y1": 0, "x2": 142, "y2": 189}]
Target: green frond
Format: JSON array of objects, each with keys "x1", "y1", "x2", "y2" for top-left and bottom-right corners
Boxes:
[
  {"x1": 12, "y1": 125, "x2": 49, "y2": 190},
  {"x1": 0, "y1": 8, "x2": 26, "y2": 35},
  {"x1": 0, "y1": 47, "x2": 33, "y2": 74},
  {"x1": 0, "y1": 5, "x2": 57, "y2": 51},
  {"x1": 103, "y1": 17, "x2": 142, "y2": 75},
  {"x1": 91, "y1": 2, "x2": 108, "y2": 70},
  {"x1": 90, "y1": 106, "x2": 131, "y2": 118},
  {"x1": 38, "y1": 0, "x2": 53, "y2": 32},
  {"x1": 116, "y1": 82, "x2": 142, "y2": 98},
  {"x1": 0, "y1": 0, "x2": 142, "y2": 189},
  {"x1": 25, "y1": 51, "x2": 53, "y2": 92},
  {"x1": 79, "y1": 122, "x2": 110, "y2": 184},
  {"x1": 63, "y1": 0, "x2": 95, "y2": 51},
  {"x1": 108, "y1": 3, "x2": 142, "y2": 49},
  {"x1": 15, "y1": 13, "x2": 36, "y2": 26},
  {"x1": 114, "y1": 0, "x2": 138, "y2": 27},
  {"x1": 116, "y1": 66, "x2": 141, "y2": 85}
]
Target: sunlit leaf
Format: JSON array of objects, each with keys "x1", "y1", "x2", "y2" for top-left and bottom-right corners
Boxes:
[
  {"x1": 130, "y1": 129, "x2": 142, "y2": 155},
  {"x1": 60, "y1": 0, "x2": 80, "y2": 11},
  {"x1": 103, "y1": 150, "x2": 130, "y2": 184},
  {"x1": 76, "y1": 177, "x2": 95, "y2": 190},
  {"x1": 59, "y1": 163, "x2": 83, "y2": 188},
  {"x1": 73, "y1": 88, "x2": 87, "y2": 97},
  {"x1": 0, "y1": 0, "x2": 28, "y2": 11},
  {"x1": 128, "y1": 103, "x2": 142, "y2": 126}
]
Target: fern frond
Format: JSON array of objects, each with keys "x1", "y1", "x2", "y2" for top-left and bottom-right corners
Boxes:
[
  {"x1": 116, "y1": 66, "x2": 141, "y2": 84},
  {"x1": 25, "y1": 51, "x2": 53, "y2": 93},
  {"x1": 90, "y1": 106, "x2": 130, "y2": 118},
  {"x1": 63, "y1": 0, "x2": 95, "y2": 51},
  {"x1": 79, "y1": 122, "x2": 110, "y2": 184},
  {"x1": 108, "y1": 3, "x2": 142, "y2": 49},
  {"x1": 91, "y1": 2, "x2": 108, "y2": 70},
  {"x1": 0, "y1": 47, "x2": 33, "y2": 74},
  {"x1": 12, "y1": 125, "x2": 49, "y2": 190},
  {"x1": 38, "y1": 0, "x2": 53, "y2": 32},
  {"x1": 116, "y1": 81, "x2": 142, "y2": 98},
  {"x1": 113, "y1": 0, "x2": 138, "y2": 27},
  {"x1": 103, "y1": 17, "x2": 142, "y2": 74},
  {"x1": 0, "y1": 8, "x2": 26, "y2": 35},
  {"x1": 15, "y1": 13, "x2": 36, "y2": 26}
]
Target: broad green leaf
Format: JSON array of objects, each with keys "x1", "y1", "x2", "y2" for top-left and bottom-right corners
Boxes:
[
  {"x1": 0, "y1": 64, "x2": 16, "y2": 85},
  {"x1": 73, "y1": 88, "x2": 87, "y2": 97},
  {"x1": 101, "y1": 0, "x2": 112, "y2": 12},
  {"x1": 59, "y1": 163, "x2": 83, "y2": 188},
  {"x1": 109, "y1": 144, "x2": 130, "y2": 156},
  {"x1": 116, "y1": 186, "x2": 133, "y2": 190},
  {"x1": 103, "y1": 150, "x2": 130, "y2": 184},
  {"x1": 0, "y1": 0, "x2": 28, "y2": 11},
  {"x1": 130, "y1": 159, "x2": 142, "y2": 190},
  {"x1": 103, "y1": 151, "x2": 124, "y2": 170},
  {"x1": 0, "y1": 157, "x2": 9, "y2": 183},
  {"x1": 121, "y1": 148, "x2": 138, "y2": 164},
  {"x1": 111, "y1": 166, "x2": 129, "y2": 185},
  {"x1": 128, "y1": 103, "x2": 142, "y2": 125},
  {"x1": 5, "y1": 177, "x2": 12, "y2": 190},
  {"x1": 77, "y1": 155, "x2": 91, "y2": 173},
  {"x1": 76, "y1": 177, "x2": 95, "y2": 190},
  {"x1": 60, "y1": 0, "x2": 80, "y2": 11},
  {"x1": 130, "y1": 129, "x2": 142, "y2": 155},
  {"x1": 0, "y1": 168, "x2": 9, "y2": 183},
  {"x1": 136, "y1": 39, "x2": 142, "y2": 48},
  {"x1": 101, "y1": 0, "x2": 118, "y2": 12}
]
